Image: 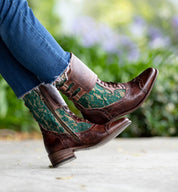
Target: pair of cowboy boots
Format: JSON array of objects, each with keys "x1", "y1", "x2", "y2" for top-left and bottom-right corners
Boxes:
[{"x1": 23, "y1": 53, "x2": 158, "y2": 167}]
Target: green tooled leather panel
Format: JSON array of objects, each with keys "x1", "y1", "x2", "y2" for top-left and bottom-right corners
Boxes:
[
  {"x1": 56, "y1": 74, "x2": 67, "y2": 87},
  {"x1": 24, "y1": 91, "x2": 65, "y2": 133},
  {"x1": 56, "y1": 108, "x2": 92, "y2": 133},
  {"x1": 77, "y1": 83, "x2": 126, "y2": 108}
]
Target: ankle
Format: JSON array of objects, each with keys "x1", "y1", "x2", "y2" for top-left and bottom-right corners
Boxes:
[{"x1": 55, "y1": 53, "x2": 97, "y2": 102}]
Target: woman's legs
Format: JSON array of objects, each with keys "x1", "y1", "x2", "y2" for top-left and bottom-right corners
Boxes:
[
  {"x1": 0, "y1": 0, "x2": 70, "y2": 84},
  {"x1": 0, "y1": 37, "x2": 131, "y2": 167},
  {"x1": 0, "y1": 0, "x2": 158, "y2": 126},
  {"x1": 0, "y1": 38, "x2": 41, "y2": 98}
]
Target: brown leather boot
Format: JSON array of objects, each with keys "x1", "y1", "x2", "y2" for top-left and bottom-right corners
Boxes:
[
  {"x1": 55, "y1": 53, "x2": 158, "y2": 124},
  {"x1": 24, "y1": 85, "x2": 131, "y2": 167}
]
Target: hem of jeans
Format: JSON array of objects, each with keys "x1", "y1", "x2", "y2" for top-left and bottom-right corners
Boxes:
[
  {"x1": 45, "y1": 53, "x2": 71, "y2": 85},
  {"x1": 18, "y1": 62, "x2": 69, "y2": 99},
  {"x1": 18, "y1": 82, "x2": 44, "y2": 99},
  {"x1": 18, "y1": 52, "x2": 71, "y2": 99}
]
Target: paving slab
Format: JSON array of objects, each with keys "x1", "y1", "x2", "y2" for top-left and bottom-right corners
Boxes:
[{"x1": 0, "y1": 138, "x2": 178, "y2": 192}]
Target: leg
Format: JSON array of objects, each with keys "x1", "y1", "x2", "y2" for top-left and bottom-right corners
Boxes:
[
  {"x1": 24, "y1": 85, "x2": 131, "y2": 167},
  {"x1": 0, "y1": 1, "x2": 133, "y2": 167},
  {"x1": 0, "y1": 38, "x2": 41, "y2": 98},
  {"x1": 0, "y1": 0, "x2": 70, "y2": 84},
  {"x1": 0, "y1": 38, "x2": 131, "y2": 167}
]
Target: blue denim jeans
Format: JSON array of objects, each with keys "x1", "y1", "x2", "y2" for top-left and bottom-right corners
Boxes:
[{"x1": 0, "y1": 0, "x2": 70, "y2": 98}]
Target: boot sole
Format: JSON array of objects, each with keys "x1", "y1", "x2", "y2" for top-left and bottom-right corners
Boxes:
[{"x1": 49, "y1": 118, "x2": 131, "y2": 168}]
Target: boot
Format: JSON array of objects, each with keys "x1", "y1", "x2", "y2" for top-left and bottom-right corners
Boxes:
[
  {"x1": 23, "y1": 85, "x2": 131, "y2": 167},
  {"x1": 55, "y1": 53, "x2": 158, "y2": 124}
]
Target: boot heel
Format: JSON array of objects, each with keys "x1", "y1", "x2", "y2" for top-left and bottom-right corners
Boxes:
[{"x1": 49, "y1": 148, "x2": 76, "y2": 168}]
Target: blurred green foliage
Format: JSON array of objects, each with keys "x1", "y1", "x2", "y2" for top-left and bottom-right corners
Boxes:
[
  {"x1": 0, "y1": 0, "x2": 177, "y2": 136},
  {"x1": 0, "y1": 78, "x2": 38, "y2": 132},
  {"x1": 28, "y1": 0, "x2": 61, "y2": 35},
  {"x1": 84, "y1": 0, "x2": 178, "y2": 46}
]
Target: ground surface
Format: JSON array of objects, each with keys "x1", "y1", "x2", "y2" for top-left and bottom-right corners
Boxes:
[{"x1": 0, "y1": 138, "x2": 178, "y2": 192}]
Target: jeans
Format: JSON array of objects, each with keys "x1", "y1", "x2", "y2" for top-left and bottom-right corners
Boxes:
[{"x1": 0, "y1": 0, "x2": 70, "y2": 98}]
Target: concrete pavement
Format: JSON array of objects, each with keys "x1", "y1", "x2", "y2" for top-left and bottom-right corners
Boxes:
[{"x1": 0, "y1": 138, "x2": 178, "y2": 192}]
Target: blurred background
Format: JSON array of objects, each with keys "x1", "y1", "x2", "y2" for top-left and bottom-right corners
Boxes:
[{"x1": 0, "y1": 0, "x2": 177, "y2": 138}]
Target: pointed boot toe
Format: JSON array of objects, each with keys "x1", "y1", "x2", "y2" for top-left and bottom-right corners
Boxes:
[
  {"x1": 55, "y1": 53, "x2": 158, "y2": 124},
  {"x1": 106, "y1": 117, "x2": 132, "y2": 135}
]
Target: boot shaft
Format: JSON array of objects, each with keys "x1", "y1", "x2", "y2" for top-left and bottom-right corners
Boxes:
[{"x1": 23, "y1": 84, "x2": 131, "y2": 167}]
